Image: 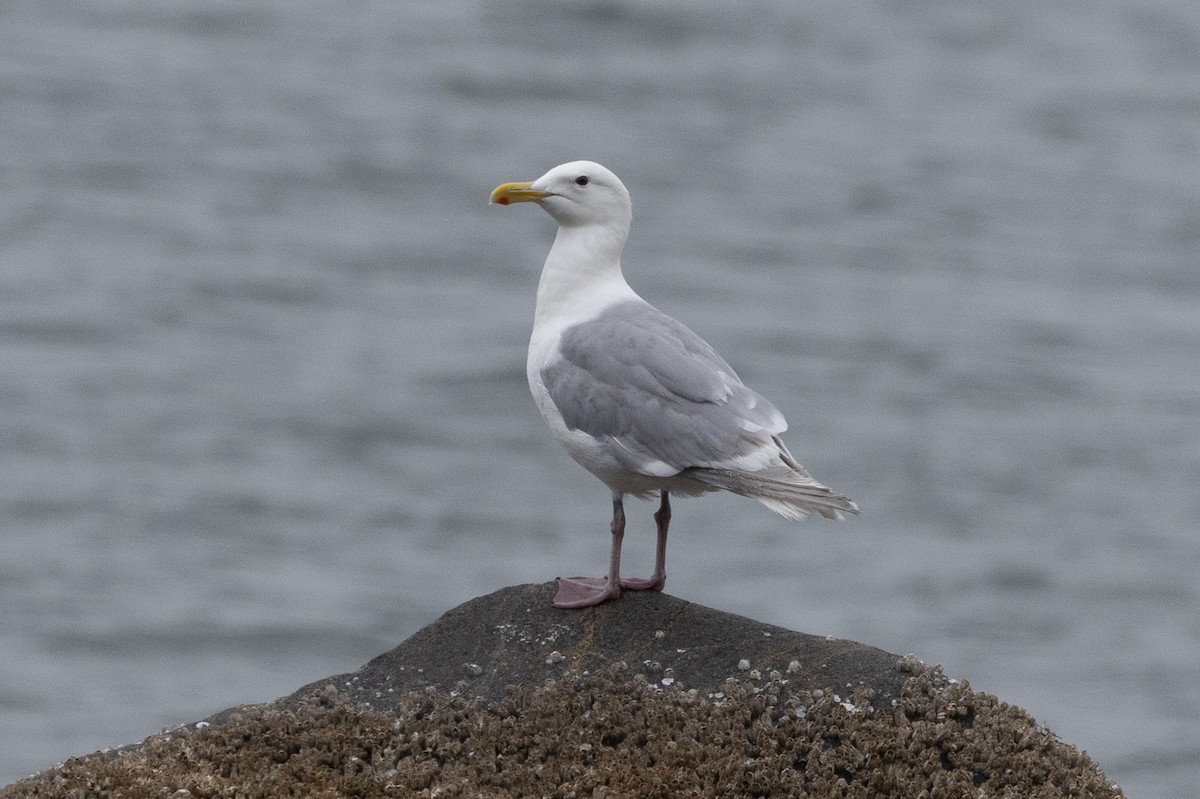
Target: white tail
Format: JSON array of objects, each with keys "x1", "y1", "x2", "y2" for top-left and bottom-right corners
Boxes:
[{"x1": 686, "y1": 464, "x2": 859, "y2": 521}]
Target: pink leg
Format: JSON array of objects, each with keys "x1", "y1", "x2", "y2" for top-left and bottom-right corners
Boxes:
[
  {"x1": 554, "y1": 497, "x2": 625, "y2": 608},
  {"x1": 619, "y1": 492, "x2": 669, "y2": 592}
]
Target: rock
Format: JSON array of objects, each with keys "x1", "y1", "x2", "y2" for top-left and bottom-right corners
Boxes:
[
  {"x1": 266, "y1": 582, "x2": 907, "y2": 711},
  {"x1": 0, "y1": 583, "x2": 1125, "y2": 799}
]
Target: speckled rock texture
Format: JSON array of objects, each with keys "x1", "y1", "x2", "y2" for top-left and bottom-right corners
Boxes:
[
  {"x1": 1, "y1": 583, "x2": 1124, "y2": 799},
  {"x1": 273, "y1": 582, "x2": 909, "y2": 712}
]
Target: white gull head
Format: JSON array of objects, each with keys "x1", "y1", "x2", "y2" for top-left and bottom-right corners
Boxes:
[{"x1": 492, "y1": 160, "x2": 632, "y2": 233}]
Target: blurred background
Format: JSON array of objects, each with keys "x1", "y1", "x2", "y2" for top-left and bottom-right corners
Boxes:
[{"x1": 1, "y1": 1, "x2": 1197, "y2": 796}]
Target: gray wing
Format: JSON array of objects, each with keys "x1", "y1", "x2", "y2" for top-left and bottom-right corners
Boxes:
[{"x1": 541, "y1": 300, "x2": 786, "y2": 476}]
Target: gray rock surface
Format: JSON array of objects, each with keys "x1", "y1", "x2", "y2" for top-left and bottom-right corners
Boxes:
[
  {"x1": 2, "y1": 582, "x2": 1125, "y2": 799},
  {"x1": 259, "y1": 582, "x2": 905, "y2": 714}
]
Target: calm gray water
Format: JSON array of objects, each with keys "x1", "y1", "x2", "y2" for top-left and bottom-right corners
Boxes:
[{"x1": 2, "y1": 2, "x2": 1197, "y2": 796}]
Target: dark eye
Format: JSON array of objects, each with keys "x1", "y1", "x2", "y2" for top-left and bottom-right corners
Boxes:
[{"x1": 574, "y1": 175, "x2": 589, "y2": 186}]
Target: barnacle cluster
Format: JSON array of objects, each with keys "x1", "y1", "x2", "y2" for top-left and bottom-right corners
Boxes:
[{"x1": 2, "y1": 659, "x2": 1122, "y2": 799}]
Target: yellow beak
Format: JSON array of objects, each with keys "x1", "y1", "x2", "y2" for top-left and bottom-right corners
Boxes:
[{"x1": 490, "y1": 181, "x2": 551, "y2": 205}]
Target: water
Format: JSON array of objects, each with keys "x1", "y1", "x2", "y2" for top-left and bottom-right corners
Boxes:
[{"x1": 1, "y1": 2, "x2": 1197, "y2": 796}]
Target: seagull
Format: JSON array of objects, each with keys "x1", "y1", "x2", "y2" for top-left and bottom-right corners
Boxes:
[{"x1": 490, "y1": 161, "x2": 858, "y2": 608}]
